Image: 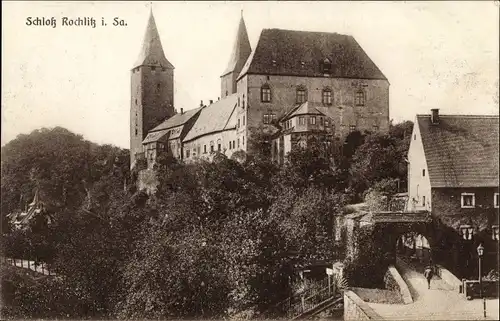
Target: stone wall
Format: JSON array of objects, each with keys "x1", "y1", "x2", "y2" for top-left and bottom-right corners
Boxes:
[
  {"x1": 344, "y1": 290, "x2": 383, "y2": 320},
  {"x1": 385, "y1": 265, "x2": 413, "y2": 304}
]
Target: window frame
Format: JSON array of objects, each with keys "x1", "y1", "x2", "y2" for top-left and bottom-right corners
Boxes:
[
  {"x1": 261, "y1": 84, "x2": 272, "y2": 103},
  {"x1": 263, "y1": 114, "x2": 270, "y2": 124},
  {"x1": 492, "y1": 225, "x2": 499, "y2": 241},
  {"x1": 349, "y1": 125, "x2": 356, "y2": 133},
  {"x1": 459, "y1": 224, "x2": 474, "y2": 240},
  {"x1": 355, "y1": 90, "x2": 365, "y2": 106},
  {"x1": 310, "y1": 116, "x2": 316, "y2": 125},
  {"x1": 299, "y1": 116, "x2": 305, "y2": 125},
  {"x1": 322, "y1": 88, "x2": 333, "y2": 105},
  {"x1": 296, "y1": 87, "x2": 307, "y2": 104},
  {"x1": 461, "y1": 193, "x2": 475, "y2": 208},
  {"x1": 494, "y1": 193, "x2": 499, "y2": 208}
]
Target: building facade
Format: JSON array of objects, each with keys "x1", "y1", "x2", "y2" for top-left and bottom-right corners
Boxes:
[
  {"x1": 407, "y1": 109, "x2": 499, "y2": 277},
  {"x1": 131, "y1": 11, "x2": 390, "y2": 170}
]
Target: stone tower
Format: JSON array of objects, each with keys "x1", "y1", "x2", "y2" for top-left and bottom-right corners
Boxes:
[
  {"x1": 220, "y1": 13, "x2": 251, "y2": 99},
  {"x1": 130, "y1": 9, "x2": 175, "y2": 168}
]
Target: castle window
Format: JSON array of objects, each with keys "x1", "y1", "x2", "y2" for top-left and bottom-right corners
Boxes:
[
  {"x1": 349, "y1": 125, "x2": 356, "y2": 132},
  {"x1": 238, "y1": 138, "x2": 240, "y2": 148},
  {"x1": 322, "y1": 88, "x2": 332, "y2": 105},
  {"x1": 217, "y1": 139, "x2": 222, "y2": 151},
  {"x1": 261, "y1": 84, "x2": 272, "y2": 102},
  {"x1": 243, "y1": 136, "x2": 245, "y2": 145},
  {"x1": 325, "y1": 119, "x2": 330, "y2": 127},
  {"x1": 492, "y1": 225, "x2": 499, "y2": 240},
  {"x1": 243, "y1": 115, "x2": 246, "y2": 126},
  {"x1": 494, "y1": 193, "x2": 499, "y2": 208},
  {"x1": 238, "y1": 119, "x2": 241, "y2": 128},
  {"x1": 320, "y1": 117, "x2": 324, "y2": 125},
  {"x1": 422, "y1": 196, "x2": 426, "y2": 207},
  {"x1": 238, "y1": 97, "x2": 240, "y2": 107},
  {"x1": 322, "y1": 58, "x2": 332, "y2": 74},
  {"x1": 185, "y1": 149, "x2": 190, "y2": 158},
  {"x1": 204, "y1": 145, "x2": 207, "y2": 154},
  {"x1": 271, "y1": 114, "x2": 277, "y2": 122},
  {"x1": 162, "y1": 67, "x2": 166, "y2": 72},
  {"x1": 299, "y1": 116, "x2": 305, "y2": 125},
  {"x1": 135, "y1": 99, "x2": 138, "y2": 105},
  {"x1": 151, "y1": 66, "x2": 156, "y2": 71},
  {"x1": 461, "y1": 193, "x2": 475, "y2": 208},
  {"x1": 355, "y1": 90, "x2": 365, "y2": 106},
  {"x1": 197, "y1": 145, "x2": 201, "y2": 155},
  {"x1": 242, "y1": 94, "x2": 246, "y2": 109},
  {"x1": 373, "y1": 125, "x2": 379, "y2": 131},
  {"x1": 460, "y1": 225, "x2": 474, "y2": 240},
  {"x1": 296, "y1": 87, "x2": 307, "y2": 104},
  {"x1": 226, "y1": 90, "x2": 228, "y2": 96},
  {"x1": 309, "y1": 116, "x2": 316, "y2": 125},
  {"x1": 422, "y1": 169, "x2": 426, "y2": 177},
  {"x1": 233, "y1": 140, "x2": 235, "y2": 149},
  {"x1": 210, "y1": 141, "x2": 214, "y2": 153},
  {"x1": 135, "y1": 128, "x2": 138, "y2": 136}
]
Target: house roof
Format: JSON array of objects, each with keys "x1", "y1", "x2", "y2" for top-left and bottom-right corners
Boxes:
[
  {"x1": 417, "y1": 114, "x2": 499, "y2": 188},
  {"x1": 221, "y1": 15, "x2": 252, "y2": 77},
  {"x1": 282, "y1": 101, "x2": 324, "y2": 121},
  {"x1": 238, "y1": 28, "x2": 387, "y2": 81},
  {"x1": 150, "y1": 107, "x2": 203, "y2": 132},
  {"x1": 183, "y1": 95, "x2": 239, "y2": 142},
  {"x1": 133, "y1": 10, "x2": 174, "y2": 69},
  {"x1": 142, "y1": 128, "x2": 170, "y2": 144}
]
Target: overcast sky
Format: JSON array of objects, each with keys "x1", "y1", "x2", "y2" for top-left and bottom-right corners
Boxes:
[{"x1": 2, "y1": 1, "x2": 499, "y2": 148}]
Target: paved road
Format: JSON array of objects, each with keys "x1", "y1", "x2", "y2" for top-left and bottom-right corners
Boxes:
[{"x1": 368, "y1": 259, "x2": 499, "y2": 320}]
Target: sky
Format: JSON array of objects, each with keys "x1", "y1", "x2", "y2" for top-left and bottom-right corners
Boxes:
[{"x1": 2, "y1": 1, "x2": 499, "y2": 149}]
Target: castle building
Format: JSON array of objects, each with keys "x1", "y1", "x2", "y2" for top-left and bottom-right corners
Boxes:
[{"x1": 131, "y1": 10, "x2": 390, "y2": 169}]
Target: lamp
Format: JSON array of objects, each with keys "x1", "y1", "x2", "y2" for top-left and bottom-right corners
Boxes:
[{"x1": 477, "y1": 243, "x2": 484, "y2": 300}]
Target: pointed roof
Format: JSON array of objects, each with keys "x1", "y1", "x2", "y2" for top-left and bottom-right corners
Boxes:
[
  {"x1": 221, "y1": 14, "x2": 252, "y2": 77},
  {"x1": 133, "y1": 9, "x2": 174, "y2": 69}
]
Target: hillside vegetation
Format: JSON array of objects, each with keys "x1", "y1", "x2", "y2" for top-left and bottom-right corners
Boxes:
[{"x1": 1, "y1": 122, "x2": 412, "y2": 319}]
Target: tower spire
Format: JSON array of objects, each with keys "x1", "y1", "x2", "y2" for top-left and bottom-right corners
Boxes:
[
  {"x1": 221, "y1": 13, "x2": 251, "y2": 78},
  {"x1": 133, "y1": 6, "x2": 174, "y2": 69}
]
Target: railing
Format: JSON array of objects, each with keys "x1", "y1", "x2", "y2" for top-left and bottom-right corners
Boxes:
[
  {"x1": 261, "y1": 277, "x2": 340, "y2": 319},
  {"x1": 2, "y1": 257, "x2": 54, "y2": 276}
]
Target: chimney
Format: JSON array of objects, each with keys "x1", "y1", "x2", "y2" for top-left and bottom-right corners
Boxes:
[
  {"x1": 200, "y1": 100, "x2": 204, "y2": 107},
  {"x1": 209, "y1": 99, "x2": 213, "y2": 104},
  {"x1": 431, "y1": 109, "x2": 439, "y2": 124},
  {"x1": 180, "y1": 108, "x2": 184, "y2": 114}
]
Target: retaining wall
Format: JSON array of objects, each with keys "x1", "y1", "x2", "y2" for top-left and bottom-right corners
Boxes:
[{"x1": 344, "y1": 290, "x2": 383, "y2": 320}]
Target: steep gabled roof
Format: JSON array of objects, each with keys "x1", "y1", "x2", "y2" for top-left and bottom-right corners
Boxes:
[
  {"x1": 183, "y1": 95, "x2": 238, "y2": 142},
  {"x1": 282, "y1": 101, "x2": 324, "y2": 121},
  {"x1": 221, "y1": 15, "x2": 252, "y2": 77},
  {"x1": 238, "y1": 28, "x2": 387, "y2": 80},
  {"x1": 150, "y1": 107, "x2": 203, "y2": 132},
  {"x1": 133, "y1": 10, "x2": 174, "y2": 69},
  {"x1": 417, "y1": 114, "x2": 499, "y2": 188}
]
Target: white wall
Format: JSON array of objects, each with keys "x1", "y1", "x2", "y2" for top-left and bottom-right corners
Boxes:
[{"x1": 407, "y1": 119, "x2": 432, "y2": 211}]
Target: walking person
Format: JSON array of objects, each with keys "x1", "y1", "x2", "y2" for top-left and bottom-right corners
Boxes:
[{"x1": 424, "y1": 264, "x2": 434, "y2": 289}]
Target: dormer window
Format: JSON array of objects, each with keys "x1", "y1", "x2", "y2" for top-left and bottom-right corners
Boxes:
[
  {"x1": 461, "y1": 193, "x2": 475, "y2": 208},
  {"x1": 322, "y1": 58, "x2": 332, "y2": 74},
  {"x1": 296, "y1": 86, "x2": 307, "y2": 104},
  {"x1": 322, "y1": 88, "x2": 332, "y2": 105},
  {"x1": 261, "y1": 84, "x2": 272, "y2": 103},
  {"x1": 460, "y1": 225, "x2": 474, "y2": 240},
  {"x1": 355, "y1": 90, "x2": 365, "y2": 106}
]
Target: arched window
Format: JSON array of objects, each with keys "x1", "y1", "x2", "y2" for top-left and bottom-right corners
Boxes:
[
  {"x1": 217, "y1": 139, "x2": 222, "y2": 151},
  {"x1": 355, "y1": 90, "x2": 365, "y2": 106},
  {"x1": 296, "y1": 86, "x2": 307, "y2": 104},
  {"x1": 322, "y1": 87, "x2": 333, "y2": 105},
  {"x1": 261, "y1": 84, "x2": 272, "y2": 102}
]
